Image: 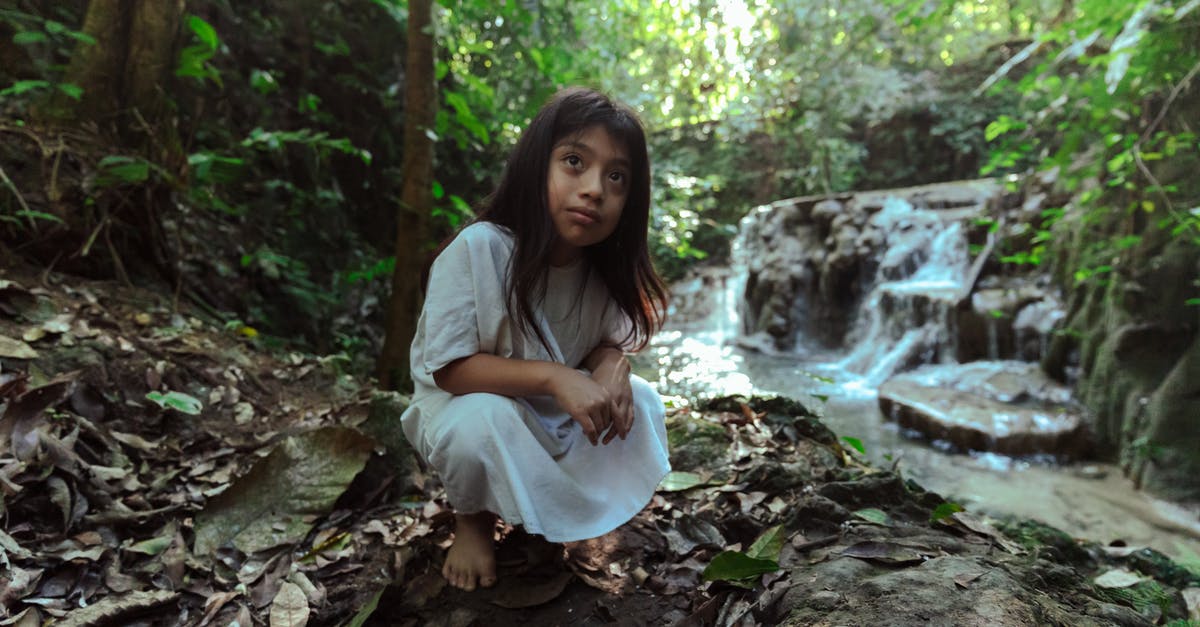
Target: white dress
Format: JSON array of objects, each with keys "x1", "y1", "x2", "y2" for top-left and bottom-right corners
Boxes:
[{"x1": 400, "y1": 222, "x2": 671, "y2": 542}]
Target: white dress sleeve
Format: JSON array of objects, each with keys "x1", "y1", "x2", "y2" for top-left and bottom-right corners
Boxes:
[
  {"x1": 599, "y1": 298, "x2": 636, "y2": 352},
  {"x1": 415, "y1": 223, "x2": 514, "y2": 375}
]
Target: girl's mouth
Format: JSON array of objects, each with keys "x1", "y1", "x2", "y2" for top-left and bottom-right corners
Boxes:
[{"x1": 567, "y1": 208, "x2": 600, "y2": 225}]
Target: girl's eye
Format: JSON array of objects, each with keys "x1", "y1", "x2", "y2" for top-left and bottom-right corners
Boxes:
[
  {"x1": 609, "y1": 171, "x2": 627, "y2": 183},
  {"x1": 564, "y1": 155, "x2": 583, "y2": 168}
]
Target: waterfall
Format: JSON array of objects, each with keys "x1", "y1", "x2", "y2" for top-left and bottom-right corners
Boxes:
[{"x1": 836, "y1": 197, "x2": 972, "y2": 387}]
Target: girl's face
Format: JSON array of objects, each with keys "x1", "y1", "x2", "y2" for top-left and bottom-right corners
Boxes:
[{"x1": 546, "y1": 125, "x2": 630, "y2": 266}]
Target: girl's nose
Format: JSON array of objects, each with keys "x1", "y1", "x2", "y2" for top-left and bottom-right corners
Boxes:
[{"x1": 580, "y1": 171, "x2": 603, "y2": 199}]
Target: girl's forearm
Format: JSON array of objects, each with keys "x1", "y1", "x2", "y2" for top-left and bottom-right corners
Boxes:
[
  {"x1": 582, "y1": 343, "x2": 626, "y2": 372},
  {"x1": 433, "y1": 353, "x2": 572, "y2": 397}
]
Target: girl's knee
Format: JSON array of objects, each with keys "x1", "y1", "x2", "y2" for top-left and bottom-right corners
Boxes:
[{"x1": 430, "y1": 393, "x2": 525, "y2": 456}]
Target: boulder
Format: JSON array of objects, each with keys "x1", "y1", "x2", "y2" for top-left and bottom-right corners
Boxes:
[{"x1": 877, "y1": 361, "x2": 1090, "y2": 458}]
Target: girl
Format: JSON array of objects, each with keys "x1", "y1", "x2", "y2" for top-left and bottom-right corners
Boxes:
[{"x1": 400, "y1": 87, "x2": 672, "y2": 591}]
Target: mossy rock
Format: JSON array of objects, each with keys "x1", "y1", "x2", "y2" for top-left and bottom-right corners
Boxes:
[
  {"x1": 995, "y1": 518, "x2": 1094, "y2": 566},
  {"x1": 666, "y1": 413, "x2": 731, "y2": 473},
  {"x1": 1121, "y1": 548, "x2": 1200, "y2": 590}
]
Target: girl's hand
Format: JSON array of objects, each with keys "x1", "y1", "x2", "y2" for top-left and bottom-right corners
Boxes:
[
  {"x1": 548, "y1": 368, "x2": 613, "y2": 445},
  {"x1": 589, "y1": 352, "x2": 633, "y2": 444}
]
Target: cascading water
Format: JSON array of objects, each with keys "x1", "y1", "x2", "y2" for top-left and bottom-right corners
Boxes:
[{"x1": 837, "y1": 197, "x2": 973, "y2": 390}]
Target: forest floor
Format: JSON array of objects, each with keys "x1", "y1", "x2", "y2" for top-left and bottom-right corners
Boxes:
[{"x1": 2, "y1": 268, "x2": 1199, "y2": 626}]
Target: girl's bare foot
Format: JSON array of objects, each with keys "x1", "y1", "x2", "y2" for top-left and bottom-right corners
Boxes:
[{"x1": 443, "y1": 512, "x2": 498, "y2": 591}]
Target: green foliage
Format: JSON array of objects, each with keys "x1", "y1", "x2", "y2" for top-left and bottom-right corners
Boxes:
[
  {"x1": 702, "y1": 525, "x2": 785, "y2": 587},
  {"x1": 177, "y1": 15, "x2": 222, "y2": 86},
  {"x1": 957, "y1": 0, "x2": 1200, "y2": 281},
  {"x1": 145, "y1": 391, "x2": 204, "y2": 415},
  {"x1": 841, "y1": 436, "x2": 866, "y2": 454},
  {"x1": 0, "y1": 8, "x2": 92, "y2": 112},
  {"x1": 930, "y1": 502, "x2": 965, "y2": 523}
]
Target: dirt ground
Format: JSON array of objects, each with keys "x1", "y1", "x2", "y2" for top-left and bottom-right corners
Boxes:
[{"x1": 2, "y1": 268, "x2": 1198, "y2": 626}]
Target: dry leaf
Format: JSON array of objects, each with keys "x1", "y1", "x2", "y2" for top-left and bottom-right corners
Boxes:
[
  {"x1": 1183, "y1": 587, "x2": 1199, "y2": 620},
  {"x1": 56, "y1": 590, "x2": 177, "y2": 627},
  {"x1": 269, "y1": 582, "x2": 310, "y2": 627},
  {"x1": 0, "y1": 335, "x2": 37, "y2": 359},
  {"x1": 954, "y1": 571, "x2": 985, "y2": 589},
  {"x1": 838, "y1": 541, "x2": 926, "y2": 565},
  {"x1": 1093, "y1": 569, "x2": 1146, "y2": 589}
]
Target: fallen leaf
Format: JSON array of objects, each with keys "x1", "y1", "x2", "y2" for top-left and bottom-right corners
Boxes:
[
  {"x1": 702, "y1": 551, "x2": 780, "y2": 586},
  {"x1": 838, "y1": 541, "x2": 926, "y2": 566},
  {"x1": 269, "y1": 582, "x2": 309, "y2": 627},
  {"x1": 1182, "y1": 587, "x2": 1198, "y2": 620},
  {"x1": 954, "y1": 571, "x2": 985, "y2": 589},
  {"x1": 1093, "y1": 568, "x2": 1146, "y2": 589},
  {"x1": 56, "y1": 590, "x2": 178, "y2": 627},
  {"x1": 853, "y1": 508, "x2": 892, "y2": 526},
  {"x1": 658, "y1": 470, "x2": 711, "y2": 492},
  {"x1": 735, "y1": 491, "x2": 767, "y2": 515},
  {"x1": 490, "y1": 571, "x2": 574, "y2": 608},
  {"x1": 193, "y1": 427, "x2": 374, "y2": 555},
  {"x1": 344, "y1": 587, "x2": 384, "y2": 627},
  {"x1": 199, "y1": 590, "x2": 241, "y2": 626},
  {"x1": 0, "y1": 335, "x2": 37, "y2": 359}
]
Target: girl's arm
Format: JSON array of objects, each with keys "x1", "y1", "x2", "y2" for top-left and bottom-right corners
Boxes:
[
  {"x1": 434, "y1": 354, "x2": 614, "y2": 445},
  {"x1": 583, "y1": 344, "x2": 634, "y2": 443}
]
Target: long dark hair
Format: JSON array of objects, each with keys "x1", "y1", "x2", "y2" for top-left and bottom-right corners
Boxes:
[{"x1": 475, "y1": 86, "x2": 667, "y2": 353}]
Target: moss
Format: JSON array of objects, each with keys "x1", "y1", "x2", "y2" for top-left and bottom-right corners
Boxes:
[
  {"x1": 665, "y1": 413, "x2": 731, "y2": 473},
  {"x1": 995, "y1": 518, "x2": 1093, "y2": 565},
  {"x1": 1093, "y1": 579, "x2": 1174, "y2": 620}
]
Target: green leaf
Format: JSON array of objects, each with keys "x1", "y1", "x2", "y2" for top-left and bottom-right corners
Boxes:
[
  {"x1": 854, "y1": 508, "x2": 892, "y2": 525},
  {"x1": 930, "y1": 502, "x2": 964, "y2": 523},
  {"x1": 1185, "y1": 298, "x2": 1200, "y2": 306},
  {"x1": 432, "y1": 180, "x2": 445, "y2": 199},
  {"x1": 56, "y1": 83, "x2": 83, "y2": 100},
  {"x1": 12, "y1": 31, "x2": 48, "y2": 45},
  {"x1": 126, "y1": 534, "x2": 173, "y2": 556},
  {"x1": 186, "y1": 15, "x2": 219, "y2": 51},
  {"x1": 345, "y1": 587, "x2": 385, "y2": 627},
  {"x1": 96, "y1": 156, "x2": 151, "y2": 187},
  {"x1": 0, "y1": 80, "x2": 50, "y2": 98},
  {"x1": 701, "y1": 551, "x2": 779, "y2": 585},
  {"x1": 841, "y1": 436, "x2": 865, "y2": 454},
  {"x1": 145, "y1": 391, "x2": 203, "y2": 415},
  {"x1": 658, "y1": 470, "x2": 709, "y2": 492},
  {"x1": 746, "y1": 525, "x2": 785, "y2": 561}
]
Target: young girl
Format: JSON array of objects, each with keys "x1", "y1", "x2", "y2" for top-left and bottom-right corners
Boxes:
[{"x1": 400, "y1": 87, "x2": 672, "y2": 591}]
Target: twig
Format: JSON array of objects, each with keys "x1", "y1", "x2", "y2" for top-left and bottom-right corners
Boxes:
[
  {"x1": 1129, "y1": 58, "x2": 1200, "y2": 234},
  {"x1": 1137, "y1": 58, "x2": 1200, "y2": 146},
  {"x1": 0, "y1": 164, "x2": 37, "y2": 231}
]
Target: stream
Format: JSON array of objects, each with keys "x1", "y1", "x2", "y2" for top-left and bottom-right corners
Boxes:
[{"x1": 633, "y1": 197, "x2": 1200, "y2": 564}]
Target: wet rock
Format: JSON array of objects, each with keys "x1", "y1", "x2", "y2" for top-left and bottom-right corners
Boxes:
[
  {"x1": 740, "y1": 460, "x2": 812, "y2": 493},
  {"x1": 877, "y1": 361, "x2": 1090, "y2": 458},
  {"x1": 782, "y1": 495, "x2": 852, "y2": 534},
  {"x1": 818, "y1": 472, "x2": 908, "y2": 509}
]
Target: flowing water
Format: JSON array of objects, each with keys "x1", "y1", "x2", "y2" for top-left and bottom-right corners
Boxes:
[{"x1": 636, "y1": 200, "x2": 1200, "y2": 563}]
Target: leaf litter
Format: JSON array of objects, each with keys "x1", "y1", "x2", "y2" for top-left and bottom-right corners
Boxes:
[{"x1": 2, "y1": 269, "x2": 1198, "y2": 626}]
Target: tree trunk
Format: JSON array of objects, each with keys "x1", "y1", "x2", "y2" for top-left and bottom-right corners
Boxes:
[
  {"x1": 47, "y1": 0, "x2": 183, "y2": 146},
  {"x1": 377, "y1": 0, "x2": 435, "y2": 390},
  {"x1": 124, "y1": 0, "x2": 186, "y2": 161},
  {"x1": 51, "y1": 0, "x2": 129, "y2": 125}
]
